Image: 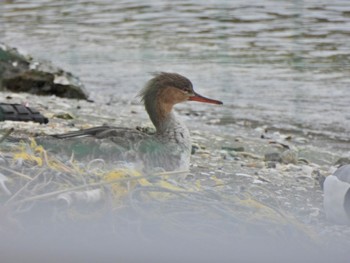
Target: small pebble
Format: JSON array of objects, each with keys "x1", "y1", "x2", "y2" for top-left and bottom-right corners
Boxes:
[
  {"x1": 191, "y1": 145, "x2": 199, "y2": 154},
  {"x1": 53, "y1": 112, "x2": 74, "y2": 120},
  {"x1": 264, "y1": 152, "x2": 281, "y2": 162}
]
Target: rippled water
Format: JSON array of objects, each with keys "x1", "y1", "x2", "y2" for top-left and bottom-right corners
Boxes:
[{"x1": 1, "y1": 0, "x2": 350, "y2": 143}]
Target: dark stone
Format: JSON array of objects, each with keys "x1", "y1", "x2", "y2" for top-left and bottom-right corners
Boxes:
[
  {"x1": 266, "y1": 161, "x2": 276, "y2": 168},
  {"x1": 0, "y1": 43, "x2": 89, "y2": 100},
  {"x1": 264, "y1": 152, "x2": 282, "y2": 162},
  {"x1": 191, "y1": 145, "x2": 199, "y2": 155}
]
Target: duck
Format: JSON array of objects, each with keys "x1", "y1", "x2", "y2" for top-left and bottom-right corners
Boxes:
[{"x1": 51, "y1": 72, "x2": 223, "y2": 172}]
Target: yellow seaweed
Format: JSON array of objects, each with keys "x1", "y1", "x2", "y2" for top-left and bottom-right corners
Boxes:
[{"x1": 13, "y1": 152, "x2": 43, "y2": 166}]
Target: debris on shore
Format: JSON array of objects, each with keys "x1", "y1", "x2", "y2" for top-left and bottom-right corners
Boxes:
[{"x1": 0, "y1": 43, "x2": 88, "y2": 100}]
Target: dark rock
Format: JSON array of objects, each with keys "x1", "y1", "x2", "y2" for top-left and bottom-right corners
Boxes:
[
  {"x1": 264, "y1": 149, "x2": 298, "y2": 164},
  {"x1": 0, "y1": 43, "x2": 88, "y2": 100},
  {"x1": 266, "y1": 161, "x2": 277, "y2": 168},
  {"x1": 191, "y1": 145, "x2": 199, "y2": 155},
  {"x1": 264, "y1": 152, "x2": 282, "y2": 162}
]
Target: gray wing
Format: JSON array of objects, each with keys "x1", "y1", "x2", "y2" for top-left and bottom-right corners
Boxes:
[
  {"x1": 36, "y1": 126, "x2": 151, "y2": 160},
  {"x1": 50, "y1": 126, "x2": 112, "y2": 138},
  {"x1": 51, "y1": 125, "x2": 150, "y2": 148}
]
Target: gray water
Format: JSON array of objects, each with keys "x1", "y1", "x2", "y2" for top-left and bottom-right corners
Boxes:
[{"x1": 1, "y1": 0, "x2": 350, "y2": 142}]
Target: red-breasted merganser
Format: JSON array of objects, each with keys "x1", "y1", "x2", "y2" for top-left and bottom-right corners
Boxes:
[{"x1": 52, "y1": 72, "x2": 223, "y2": 172}]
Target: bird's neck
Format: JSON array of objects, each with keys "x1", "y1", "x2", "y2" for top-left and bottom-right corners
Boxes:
[
  {"x1": 145, "y1": 100, "x2": 192, "y2": 170},
  {"x1": 146, "y1": 101, "x2": 189, "y2": 137},
  {"x1": 145, "y1": 99, "x2": 171, "y2": 131}
]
